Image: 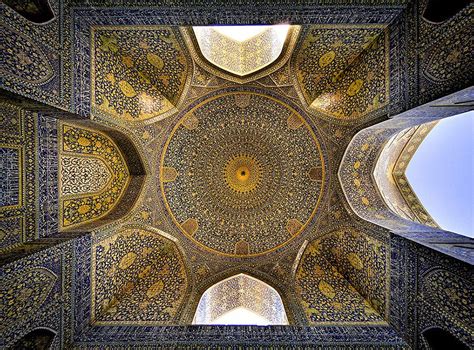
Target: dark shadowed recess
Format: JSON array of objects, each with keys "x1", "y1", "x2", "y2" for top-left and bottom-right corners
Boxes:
[{"x1": 3, "y1": 0, "x2": 55, "y2": 23}]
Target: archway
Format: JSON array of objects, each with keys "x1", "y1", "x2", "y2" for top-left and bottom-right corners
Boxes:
[
  {"x1": 58, "y1": 121, "x2": 146, "y2": 232},
  {"x1": 338, "y1": 87, "x2": 473, "y2": 262},
  {"x1": 404, "y1": 111, "x2": 473, "y2": 237},
  {"x1": 422, "y1": 327, "x2": 469, "y2": 350},
  {"x1": 193, "y1": 273, "x2": 289, "y2": 325},
  {"x1": 373, "y1": 110, "x2": 474, "y2": 238},
  {"x1": 3, "y1": 0, "x2": 55, "y2": 24},
  {"x1": 11, "y1": 328, "x2": 56, "y2": 350},
  {"x1": 423, "y1": 0, "x2": 469, "y2": 23}
]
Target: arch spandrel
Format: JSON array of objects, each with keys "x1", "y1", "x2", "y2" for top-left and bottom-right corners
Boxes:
[
  {"x1": 0, "y1": 267, "x2": 58, "y2": 333},
  {"x1": 90, "y1": 26, "x2": 192, "y2": 124},
  {"x1": 295, "y1": 234, "x2": 387, "y2": 325},
  {"x1": 292, "y1": 25, "x2": 390, "y2": 124},
  {"x1": 421, "y1": 269, "x2": 473, "y2": 328},
  {"x1": 91, "y1": 227, "x2": 189, "y2": 325}
]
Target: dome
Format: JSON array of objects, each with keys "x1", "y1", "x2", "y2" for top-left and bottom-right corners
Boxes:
[{"x1": 160, "y1": 89, "x2": 326, "y2": 256}]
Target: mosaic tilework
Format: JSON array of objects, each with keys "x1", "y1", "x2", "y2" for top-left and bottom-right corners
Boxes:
[
  {"x1": 319, "y1": 227, "x2": 390, "y2": 318},
  {"x1": 389, "y1": 234, "x2": 416, "y2": 346},
  {"x1": 0, "y1": 216, "x2": 23, "y2": 252},
  {"x1": 415, "y1": 245, "x2": 474, "y2": 348},
  {"x1": 421, "y1": 269, "x2": 473, "y2": 329},
  {"x1": 74, "y1": 324, "x2": 408, "y2": 348},
  {"x1": 0, "y1": 102, "x2": 37, "y2": 248},
  {"x1": 0, "y1": 267, "x2": 58, "y2": 333},
  {"x1": 293, "y1": 25, "x2": 389, "y2": 122},
  {"x1": 0, "y1": 100, "x2": 24, "y2": 215},
  {"x1": 37, "y1": 114, "x2": 59, "y2": 238},
  {"x1": 161, "y1": 88, "x2": 326, "y2": 256},
  {"x1": 0, "y1": 239, "x2": 74, "y2": 349},
  {"x1": 60, "y1": 156, "x2": 111, "y2": 195},
  {"x1": 91, "y1": 26, "x2": 190, "y2": 123},
  {"x1": 0, "y1": 12, "x2": 64, "y2": 108},
  {"x1": 295, "y1": 239, "x2": 385, "y2": 325},
  {"x1": 0, "y1": 23, "x2": 53, "y2": 86},
  {"x1": 68, "y1": 2, "x2": 403, "y2": 27},
  {"x1": 59, "y1": 123, "x2": 130, "y2": 229},
  {"x1": 91, "y1": 227, "x2": 188, "y2": 325},
  {"x1": 75, "y1": 228, "x2": 406, "y2": 345},
  {"x1": 72, "y1": 234, "x2": 93, "y2": 340},
  {"x1": 0, "y1": 103, "x2": 22, "y2": 135},
  {"x1": 0, "y1": 147, "x2": 21, "y2": 208},
  {"x1": 418, "y1": 2, "x2": 474, "y2": 104},
  {"x1": 185, "y1": 26, "x2": 300, "y2": 84},
  {"x1": 390, "y1": 234, "x2": 473, "y2": 349},
  {"x1": 421, "y1": 26, "x2": 472, "y2": 83},
  {"x1": 375, "y1": 122, "x2": 439, "y2": 228},
  {"x1": 194, "y1": 274, "x2": 289, "y2": 325}
]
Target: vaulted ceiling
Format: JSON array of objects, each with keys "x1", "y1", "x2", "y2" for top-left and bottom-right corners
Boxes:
[{"x1": 1, "y1": 0, "x2": 473, "y2": 348}]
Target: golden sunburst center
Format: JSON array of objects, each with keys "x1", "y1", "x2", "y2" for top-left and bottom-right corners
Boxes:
[{"x1": 224, "y1": 155, "x2": 262, "y2": 194}]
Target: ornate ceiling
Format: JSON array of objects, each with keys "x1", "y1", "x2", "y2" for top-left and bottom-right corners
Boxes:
[
  {"x1": 161, "y1": 89, "x2": 326, "y2": 256},
  {"x1": 62, "y1": 19, "x2": 399, "y2": 328},
  {"x1": 1, "y1": 1, "x2": 473, "y2": 348}
]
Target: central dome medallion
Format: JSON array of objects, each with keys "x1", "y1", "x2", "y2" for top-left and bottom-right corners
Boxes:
[
  {"x1": 224, "y1": 154, "x2": 262, "y2": 194},
  {"x1": 160, "y1": 90, "x2": 326, "y2": 256}
]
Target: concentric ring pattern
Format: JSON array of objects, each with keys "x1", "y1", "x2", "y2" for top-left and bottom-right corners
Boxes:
[{"x1": 161, "y1": 90, "x2": 326, "y2": 256}]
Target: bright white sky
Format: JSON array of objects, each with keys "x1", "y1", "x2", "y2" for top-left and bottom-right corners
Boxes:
[
  {"x1": 406, "y1": 111, "x2": 474, "y2": 238},
  {"x1": 213, "y1": 25, "x2": 268, "y2": 41},
  {"x1": 210, "y1": 307, "x2": 271, "y2": 325},
  {"x1": 211, "y1": 25, "x2": 289, "y2": 42}
]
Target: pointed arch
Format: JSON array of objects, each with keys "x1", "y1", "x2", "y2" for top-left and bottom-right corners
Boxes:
[
  {"x1": 11, "y1": 328, "x2": 56, "y2": 350},
  {"x1": 3, "y1": 0, "x2": 55, "y2": 24},
  {"x1": 193, "y1": 273, "x2": 289, "y2": 325},
  {"x1": 338, "y1": 87, "x2": 473, "y2": 263},
  {"x1": 422, "y1": 327, "x2": 469, "y2": 350},
  {"x1": 182, "y1": 26, "x2": 300, "y2": 84},
  {"x1": 58, "y1": 121, "x2": 146, "y2": 231},
  {"x1": 422, "y1": 0, "x2": 469, "y2": 23}
]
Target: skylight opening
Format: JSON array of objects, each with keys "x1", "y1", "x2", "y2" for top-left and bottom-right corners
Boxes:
[
  {"x1": 193, "y1": 273, "x2": 289, "y2": 325},
  {"x1": 211, "y1": 25, "x2": 289, "y2": 42},
  {"x1": 192, "y1": 25, "x2": 291, "y2": 76},
  {"x1": 210, "y1": 307, "x2": 271, "y2": 325},
  {"x1": 212, "y1": 25, "x2": 268, "y2": 42},
  {"x1": 406, "y1": 111, "x2": 474, "y2": 238}
]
